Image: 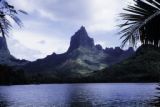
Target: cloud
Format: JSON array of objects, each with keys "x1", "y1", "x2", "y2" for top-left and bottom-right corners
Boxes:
[
  {"x1": 7, "y1": 37, "x2": 43, "y2": 61},
  {"x1": 10, "y1": 29, "x2": 69, "y2": 53},
  {"x1": 8, "y1": 0, "x2": 90, "y2": 22},
  {"x1": 38, "y1": 40, "x2": 46, "y2": 44}
]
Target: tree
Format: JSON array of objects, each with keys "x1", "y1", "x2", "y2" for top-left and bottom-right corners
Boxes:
[
  {"x1": 120, "y1": 0, "x2": 160, "y2": 48},
  {"x1": 0, "y1": 0, "x2": 27, "y2": 39}
]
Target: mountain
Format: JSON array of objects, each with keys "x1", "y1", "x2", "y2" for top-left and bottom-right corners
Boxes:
[
  {"x1": 23, "y1": 26, "x2": 107, "y2": 77},
  {"x1": 104, "y1": 47, "x2": 134, "y2": 65},
  {"x1": 87, "y1": 45, "x2": 160, "y2": 82},
  {"x1": 23, "y1": 26, "x2": 134, "y2": 78},
  {"x1": 0, "y1": 37, "x2": 28, "y2": 66},
  {"x1": 67, "y1": 26, "x2": 94, "y2": 52}
]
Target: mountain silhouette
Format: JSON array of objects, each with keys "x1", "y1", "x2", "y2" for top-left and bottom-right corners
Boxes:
[
  {"x1": 67, "y1": 26, "x2": 94, "y2": 52},
  {"x1": 23, "y1": 26, "x2": 134, "y2": 78}
]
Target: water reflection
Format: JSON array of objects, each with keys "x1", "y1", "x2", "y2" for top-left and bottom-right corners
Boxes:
[
  {"x1": 68, "y1": 84, "x2": 93, "y2": 107},
  {"x1": 0, "y1": 84, "x2": 157, "y2": 107},
  {"x1": 0, "y1": 87, "x2": 15, "y2": 107},
  {"x1": 150, "y1": 83, "x2": 160, "y2": 107},
  {"x1": 0, "y1": 94, "x2": 10, "y2": 107}
]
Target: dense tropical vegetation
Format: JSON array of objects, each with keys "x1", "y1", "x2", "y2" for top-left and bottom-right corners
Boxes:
[
  {"x1": 0, "y1": 65, "x2": 27, "y2": 85},
  {"x1": 87, "y1": 45, "x2": 160, "y2": 82}
]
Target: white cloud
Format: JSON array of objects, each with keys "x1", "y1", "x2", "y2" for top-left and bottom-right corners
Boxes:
[
  {"x1": 87, "y1": 0, "x2": 118, "y2": 32},
  {"x1": 7, "y1": 37, "x2": 43, "y2": 61},
  {"x1": 38, "y1": 9, "x2": 58, "y2": 21},
  {"x1": 10, "y1": 29, "x2": 69, "y2": 54},
  {"x1": 8, "y1": 0, "x2": 35, "y2": 12},
  {"x1": 87, "y1": 0, "x2": 132, "y2": 32}
]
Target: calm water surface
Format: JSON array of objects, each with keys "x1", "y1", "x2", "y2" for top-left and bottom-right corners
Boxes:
[{"x1": 0, "y1": 83, "x2": 157, "y2": 107}]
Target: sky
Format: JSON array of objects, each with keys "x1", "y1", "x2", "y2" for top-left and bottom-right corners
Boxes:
[{"x1": 6, "y1": 0, "x2": 133, "y2": 61}]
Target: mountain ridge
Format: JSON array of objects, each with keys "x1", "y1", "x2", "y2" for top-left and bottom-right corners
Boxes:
[
  {"x1": 23, "y1": 26, "x2": 134, "y2": 78},
  {"x1": 87, "y1": 45, "x2": 160, "y2": 82}
]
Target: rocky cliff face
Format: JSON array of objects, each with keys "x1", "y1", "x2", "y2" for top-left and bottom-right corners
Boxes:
[
  {"x1": 67, "y1": 26, "x2": 94, "y2": 52},
  {"x1": 62, "y1": 26, "x2": 107, "y2": 74}
]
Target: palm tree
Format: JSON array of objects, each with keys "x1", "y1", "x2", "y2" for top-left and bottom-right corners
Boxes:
[
  {"x1": 120, "y1": 0, "x2": 160, "y2": 48},
  {"x1": 0, "y1": 0, "x2": 27, "y2": 39}
]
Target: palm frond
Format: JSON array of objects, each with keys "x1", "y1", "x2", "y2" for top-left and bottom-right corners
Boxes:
[
  {"x1": 119, "y1": 0, "x2": 160, "y2": 47},
  {"x1": 0, "y1": 0, "x2": 27, "y2": 38},
  {"x1": 19, "y1": 10, "x2": 28, "y2": 15}
]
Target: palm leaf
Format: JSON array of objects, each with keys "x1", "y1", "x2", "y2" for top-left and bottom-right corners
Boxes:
[
  {"x1": 119, "y1": 0, "x2": 160, "y2": 47},
  {"x1": 0, "y1": 0, "x2": 27, "y2": 38}
]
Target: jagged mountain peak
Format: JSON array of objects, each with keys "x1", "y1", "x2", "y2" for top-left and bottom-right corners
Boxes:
[
  {"x1": 67, "y1": 26, "x2": 94, "y2": 53},
  {"x1": 79, "y1": 26, "x2": 86, "y2": 31}
]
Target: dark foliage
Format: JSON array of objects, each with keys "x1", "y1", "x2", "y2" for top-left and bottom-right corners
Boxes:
[
  {"x1": 1, "y1": 45, "x2": 160, "y2": 84},
  {"x1": 120, "y1": 0, "x2": 160, "y2": 47},
  {"x1": 86, "y1": 45, "x2": 160, "y2": 83},
  {"x1": 0, "y1": 65, "x2": 27, "y2": 85},
  {"x1": 0, "y1": 65, "x2": 63, "y2": 85}
]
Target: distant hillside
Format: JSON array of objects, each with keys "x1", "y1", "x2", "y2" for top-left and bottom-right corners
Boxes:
[
  {"x1": 23, "y1": 26, "x2": 134, "y2": 78},
  {"x1": 88, "y1": 45, "x2": 160, "y2": 82},
  {"x1": 104, "y1": 47, "x2": 134, "y2": 65}
]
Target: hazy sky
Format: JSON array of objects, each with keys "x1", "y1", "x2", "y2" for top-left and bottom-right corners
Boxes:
[{"x1": 6, "y1": 0, "x2": 133, "y2": 61}]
